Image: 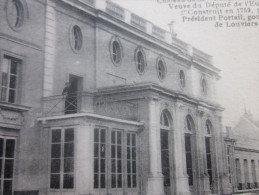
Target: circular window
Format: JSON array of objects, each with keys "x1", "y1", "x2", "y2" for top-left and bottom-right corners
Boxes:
[
  {"x1": 201, "y1": 78, "x2": 207, "y2": 95},
  {"x1": 6, "y1": 0, "x2": 25, "y2": 30},
  {"x1": 70, "y1": 25, "x2": 83, "y2": 52},
  {"x1": 135, "y1": 49, "x2": 146, "y2": 74},
  {"x1": 157, "y1": 58, "x2": 166, "y2": 81},
  {"x1": 179, "y1": 70, "x2": 186, "y2": 89}
]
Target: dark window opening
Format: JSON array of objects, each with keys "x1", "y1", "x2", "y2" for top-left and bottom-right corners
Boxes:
[
  {"x1": 161, "y1": 130, "x2": 171, "y2": 187},
  {"x1": 185, "y1": 134, "x2": 193, "y2": 185}
]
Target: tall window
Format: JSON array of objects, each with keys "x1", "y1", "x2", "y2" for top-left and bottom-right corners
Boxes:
[
  {"x1": 251, "y1": 160, "x2": 257, "y2": 188},
  {"x1": 185, "y1": 116, "x2": 194, "y2": 186},
  {"x1": 111, "y1": 130, "x2": 122, "y2": 188},
  {"x1": 244, "y1": 159, "x2": 248, "y2": 189},
  {"x1": 71, "y1": 25, "x2": 82, "y2": 51},
  {"x1": 50, "y1": 128, "x2": 74, "y2": 189},
  {"x1": 1, "y1": 56, "x2": 19, "y2": 103},
  {"x1": 94, "y1": 128, "x2": 106, "y2": 189},
  {"x1": 205, "y1": 120, "x2": 213, "y2": 188},
  {"x1": 201, "y1": 78, "x2": 207, "y2": 95},
  {"x1": 179, "y1": 70, "x2": 186, "y2": 89},
  {"x1": 127, "y1": 133, "x2": 137, "y2": 188},
  {"x1": 235, "y1": 159, "x2": 241, "y2": 190},
  {"x1": 0, "y1": 138, "x2": 16, "y2": 195},
  {"x1": 161, "y1": 130, "x2": 170, "y2": 187},
  {"x1": 226, "y1": 145, "x2": 232, "y2": 183}
]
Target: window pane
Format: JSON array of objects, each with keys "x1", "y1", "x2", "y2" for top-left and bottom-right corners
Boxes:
[
  {"x1": 100, "y1": 144, "x2": 105, "y2": 158},
  {"x1": 52, "y1": 130, "x2": 61, "y2": 143},
  {"x1": 111, "y1": 174, "x2": 116, "y2": 188},
  {"x1": 132, "y1": 134, "x2": 136, "y2": 146},
  {"x1": 127, "y1": 174, "x2": 131, "y2": 188},
  {"x1": 64, "y1": 158, "x2": 74, "y2": 173},
  {"x1": 0, "y1": 159, "x2": 2, "y2": 176},
  {"x1": 4, "y1": 159, "x2": 14, "y2": 178},
  {"x1": 0, "y1": 138, "x2": 4, "y2": 157},
  {"x1": 65, "y1": 128, "x2": 74, "y2": 142},
  {"x1": 64, "y1": 143, "x2": 74, "y2": 157},
  {"x1": 111, "y1": 131, "x2": 115, "y2": 144},
  {"x1": 51, "y1": 159, "x2": 61, "y2": 173},
  {"x1": 117, "y1": 132, "x2": 121, "y2": 144},
  {"x1": 133, "y1": 175, "x2": 137, "y2": 187},
  {"x1": 132, "y1": 147, "x2": 136, "y2": 160},
  {"x1": 100, "y1": 129, "x2": 105, "y2": 143},
  {"x1": 127, "y1": 147, "x2": 130, "y2": 159},
  {"x1": 94, "y1": 174, "x2": 98, "y2": 188},
  {"x1": 127, "y1": 134, "x2": 130, "y2": 146},
  {"x1": 132, "y1": 161, "x2": 136, "y2": 173},
  {"x1": 117, "y1": 160, "x2": 122, "y2": 173},
  {"x1": 63, "y1": 174, "x2": 74, "y2": 189},
  {"x1": 8, "y1": 89, "x2": 15, "y2": 103},
  {"x1": 10, "y1": 61, "x2": 17, "y2": 74},
  {"x1": 5, "y1": 139, "x2": 15, "y2": 158},
  {"x1": 111, "y1": 145, "x2": 116, "y2": 158},
  {"x1": 94, "y1": 159, "x2": 98, "y2": 173},
  {"x1": 94, "y1": 128, "x2": 99, "y2": 142},
  {"x1": 3, "y1": 180, "x2": 12, "y2": 195},
  {"x1": 127, "y1": 160, "x2": 131, "y2": 173},
  {"x1": 9, "y1": 75, "x2": 16, "y2": 89},
  {"x1": 51, "y1": 144, "x2": 61, "y2": 158},
  {"x1": 117, "y1": 146, "x2": 121, "y2": 158},
  {"x1": 117, "y1": 174, "x2": 122, "y2": 188},
  {"x1": 100, "y1": 174, "x2": 105, "y2": 188},
  {"x1": 111, "y1": 159, "x2": 116, "y2": 173},
  {"x1": 94, "y1": 143, "x2": 99, "y2": 157},
  {"x1": 101, "y1": 159, "x2": 105, "y2": 173}
]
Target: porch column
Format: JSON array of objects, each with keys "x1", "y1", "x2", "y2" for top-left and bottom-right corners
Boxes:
[
  {"x1": 173, "y1": 102, "x2": 191, "y2": 195},
  {"x1": 146, "y1": 98, "x2": 165, "y2": 195}
]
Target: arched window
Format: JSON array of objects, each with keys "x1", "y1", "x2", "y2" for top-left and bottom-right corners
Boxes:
[
  {"x1": 185, "y1": 115, "x2": 194, "y2": 186},
  {"x1": 160, "y1": 110, "x2": 169, "y2": 127},
  {"x1": 160, "y1": 110, "x2": 172, "y2": 187},
  {"x1": 206, "y1": 120, "x2": 212, "y2": 135}
]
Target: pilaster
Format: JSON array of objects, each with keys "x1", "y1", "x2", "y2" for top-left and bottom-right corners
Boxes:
[
  {"x1": 146, "y1": 97, "x2": 165, "y2": 195},
  {"x1": 173, "y1": 102, "x2": 191, "y2": 195}
]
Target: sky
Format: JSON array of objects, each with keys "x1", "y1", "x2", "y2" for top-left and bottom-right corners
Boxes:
[{"x1": 113, "y1": 0, "x2": 259, "y2": 127}]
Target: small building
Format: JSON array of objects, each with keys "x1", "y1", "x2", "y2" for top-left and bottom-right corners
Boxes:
[
  {"x1": 0, "y1": 0, "x2": 232, "y2": 194},
  {"x1": 224, "y1": 113, "x2": 259, "y2": 194}
]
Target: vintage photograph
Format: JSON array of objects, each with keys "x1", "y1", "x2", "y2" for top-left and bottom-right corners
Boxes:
[{"x1": 0, "y1": 0, "x2": 258, "y2": 194}]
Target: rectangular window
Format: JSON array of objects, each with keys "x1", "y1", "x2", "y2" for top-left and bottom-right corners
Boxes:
[
  {"x1": 235, "y1": 159, "x2": 242, "y2": 190},
  {"x1": 205, "y1": 137, "x2": 213, "y2": 186},
  {"x1": 0, "y1": 138, "x2": 16, "y2": 195},
  {"x1": 1, "y1": 56, "x2": 19, "y2": 103},
  {"x1": 94, "y1": 128, "x2": 106, "y2": 189},
  {"x1": 111, "y1": 130, "x2": 122, "y2": 188},
  {"x1": 251, "y1": 160, "x2": 256, "y2": 188},
  {"x1": 127, "y1": 132, "x2": 137, "y2": 188},
  {"x1": 50, "y1": 128, "x2": 74, "y2": 189},
  {"x1": 244, "y1": 159, "x2": 248, "y2": 189},
  {"x1": 185, "y1": 134, "x2": 193, "y2": 186},
  {"x1": 161, "y1": 130, "x2": 170, "y2": 187},
  {"x1": 226, "y1": 145, "x2": 232, "y2": 183}
]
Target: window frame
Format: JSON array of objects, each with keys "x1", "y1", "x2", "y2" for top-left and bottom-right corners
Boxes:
[
  {"x1": 179, "y1": 70, "x2": 186, "y2": 89},
  {"x1": 0, "y1": 54, "x2": 22, "y2": 104},
  {"x1": 156, "y1": 57, "x2": 166, "y2": 81},
  {"x1": 69, "y1": 25, "x2": 83, "y2": 53},
  {"x1": 0, "y1": 137, "x2": 16, "y2": 195},
  {"x1": 49, "y1": 128, "x2": 75, "y2": 191},
  {"x1": 5, "y1": 0, "x2": 27, "y2": 31},
  {"x1": 110, "y1": 37, "x2": 123, "y2": 66},
  {"x1": 135, "y1": 47, "x2": 146, "y2": 75}
]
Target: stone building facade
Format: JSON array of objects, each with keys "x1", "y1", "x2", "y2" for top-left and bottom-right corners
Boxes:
[
  {"x1": 224, "y1": 114, "x2": 259, "y2": 194},
  {"x1": 0, "y1": 0, "x2": 231, "y2": 194}
]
